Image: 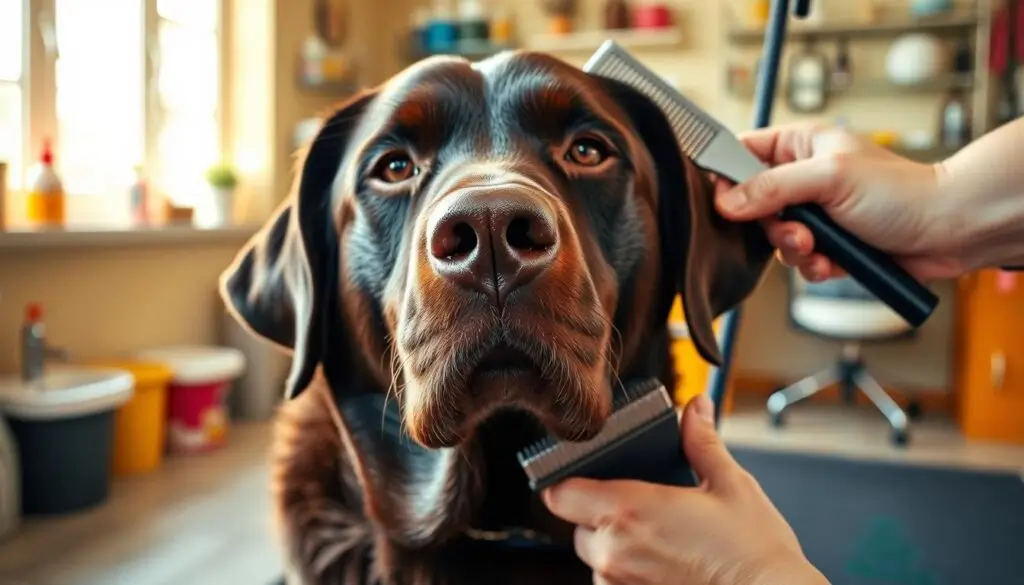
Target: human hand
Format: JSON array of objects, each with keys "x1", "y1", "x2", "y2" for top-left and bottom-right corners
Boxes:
[
  {"x1": 541, "y1": 394, "x2": 829, "y2": 585},
  {"x1": 712, "y1": 122, "x2": 967, "y2": 282}
]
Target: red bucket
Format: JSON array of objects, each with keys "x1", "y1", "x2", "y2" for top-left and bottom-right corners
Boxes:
[
  {"x1": 165, "y1": 379, "x2": 231, "y2": 453},
  {"x1": 135, "y1": 346, "x2": 245, "y2": 455}
]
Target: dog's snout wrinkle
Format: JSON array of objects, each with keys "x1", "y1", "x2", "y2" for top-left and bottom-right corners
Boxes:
[{"x1": 427, "y1": 185, "x2": 559, "y2": 307}]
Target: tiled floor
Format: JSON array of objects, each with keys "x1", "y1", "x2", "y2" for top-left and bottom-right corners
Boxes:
[
  {"x1": 0, "y1": 400, "x2": 1021, "y2": 585},
  {"x1": 0, "y1": 423, "x2": 282, "y2": 585}
]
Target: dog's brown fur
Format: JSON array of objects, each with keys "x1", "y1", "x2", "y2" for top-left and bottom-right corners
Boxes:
[{"x1": 221, "y1": 51, "x2": 774, "y2": 584}]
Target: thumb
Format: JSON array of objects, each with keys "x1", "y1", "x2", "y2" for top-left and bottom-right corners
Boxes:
[
  {"x1": 715, "y1": 156, "x2": 842, "y2": 222},
  {"x1": 682, "y1": 393, "x2": 744, "y2": 490}
]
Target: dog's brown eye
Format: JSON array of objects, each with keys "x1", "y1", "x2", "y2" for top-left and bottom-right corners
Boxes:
[
  {"x1": 566, "y1": 138, "x2": 608, "y2": 167},
  {"x1": 376, "y1": 153, "x2": 418, "y2": 183}
]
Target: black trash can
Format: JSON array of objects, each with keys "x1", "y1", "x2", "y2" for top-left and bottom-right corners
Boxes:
[{"x1": 0, "y1": 368, "x2": 134, "y2": 516}]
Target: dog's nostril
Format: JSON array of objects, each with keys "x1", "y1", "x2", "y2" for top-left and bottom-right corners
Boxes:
[
  {"x1": 432, "y1": 220, "x2": 479, "y2": 261},
  {"x1": 506, "y1": 216, "x2": 555, "y2": 254},
  {"x1": 451, "y1": 222, "x2": 478, "y2": 258}
]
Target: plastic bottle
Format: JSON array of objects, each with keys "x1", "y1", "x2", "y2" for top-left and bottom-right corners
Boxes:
[
  {"x1": 20, "y1": 303, "x2": 46, "y2": 382},
  {"x1": 489, "y1": 6, "x2": 513, "y2": 45},
  {"x1": 458, "y1": 0, "x2": 489, "y2": 44},
  {"x1": 302, "y1": 36, "x2": 327, "y2": 85},
  {"x1": 128, "y1": 165, "x2": 150, "y2": 226},
  {"x1": 832, "y1": 37, "x2": 853, "y2": 91},
  {"x1": 940, "y1": 88, "x2": 971, "y2": 149},
  {"x1": 25, "y1": 139, "x2": 64, "y2": 229}
]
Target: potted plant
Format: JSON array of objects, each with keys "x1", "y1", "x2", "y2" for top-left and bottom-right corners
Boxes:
[{"x1": 205, "y1": 162, "x2": 238, "y2": 226}]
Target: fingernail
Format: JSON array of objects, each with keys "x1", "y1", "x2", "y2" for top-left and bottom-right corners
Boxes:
[
  {"x1": 718, "y1": 189, "x2": 747, "y2": 212},
  {"x1": 692, "y1": 393, "x2": 715, "y2": 423},
  {"x1": 541, "y1": 488, "x2": 554, "y2": 507},
  {"x1": 783, "y1": 232, "x2": 801, "y2": 250}
]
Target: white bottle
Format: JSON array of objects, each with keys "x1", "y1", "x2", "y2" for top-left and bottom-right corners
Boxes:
[{"x1": 302, "y1": 36, "x2": 327, "y2": 85}]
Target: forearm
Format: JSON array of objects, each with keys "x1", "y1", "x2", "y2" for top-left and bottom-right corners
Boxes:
[{"x1": 934, "y1": 117, "x2": 1024, "y2": 271}]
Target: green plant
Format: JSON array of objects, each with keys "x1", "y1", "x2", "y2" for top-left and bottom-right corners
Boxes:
[{"x1": 205, "y1": 162, "x2": 238, "y2": 190}]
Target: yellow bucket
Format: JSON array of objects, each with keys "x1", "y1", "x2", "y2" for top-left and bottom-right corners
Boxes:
[{"x1": 90, "y1": 360, "x2": 174, "y2": 476}]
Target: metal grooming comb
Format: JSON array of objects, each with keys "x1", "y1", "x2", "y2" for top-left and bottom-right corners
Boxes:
[{"x1": 582, "y1": 40, "x2": 939, "y2": 329}]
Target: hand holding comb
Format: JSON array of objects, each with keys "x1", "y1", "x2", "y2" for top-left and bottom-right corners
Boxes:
[{"x1": 582, "y1": 41, "x2": 939, "y2": 328}]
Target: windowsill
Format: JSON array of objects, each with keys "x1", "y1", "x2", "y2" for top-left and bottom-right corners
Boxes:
[{"x1": 0, "y1": 223, "x2": 260, "y2": 250}]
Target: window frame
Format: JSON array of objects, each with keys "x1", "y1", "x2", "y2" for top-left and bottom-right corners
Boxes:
[{"x1": 12, "y1": 0, "x2": 225, "y2": 206}]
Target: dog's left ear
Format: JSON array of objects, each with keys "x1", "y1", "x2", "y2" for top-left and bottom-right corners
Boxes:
[
  {"x1": 593, "y1": 76, "x2": 775, "y2": 366},
  {"x1": 219, "y1": 90, "x2": 377, "y2": 399}
]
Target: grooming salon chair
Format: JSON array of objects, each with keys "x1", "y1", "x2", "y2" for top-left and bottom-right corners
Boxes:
[{"x1": 765, "y1": 270, "x2": 918, "y2": 446}]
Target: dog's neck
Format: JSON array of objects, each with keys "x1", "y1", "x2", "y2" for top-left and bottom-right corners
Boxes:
[{"x1": 329, "y1": 320, "x2": 678, "y2": 554}]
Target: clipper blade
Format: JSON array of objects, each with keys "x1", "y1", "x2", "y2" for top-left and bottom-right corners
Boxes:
[{"x1": 516, "y1": 378, "x2": 697, "y2": 492}]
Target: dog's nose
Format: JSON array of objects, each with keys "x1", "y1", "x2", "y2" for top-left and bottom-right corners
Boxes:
[{"x1": 427, "y1": 186, "x2": 558, "y2": 304}]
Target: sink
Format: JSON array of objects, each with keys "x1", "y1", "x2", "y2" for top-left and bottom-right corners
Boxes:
[{"x1": 0, "y1": 366, "x2": 134, "y2": 421}]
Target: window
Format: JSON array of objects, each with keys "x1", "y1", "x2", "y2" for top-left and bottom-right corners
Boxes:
[
  {"x1": 3, "y1": 0, "x2": 223, "y2": 227},
  {"x1": 0, "y1": 0, "x2": 24, "y2": 192}
]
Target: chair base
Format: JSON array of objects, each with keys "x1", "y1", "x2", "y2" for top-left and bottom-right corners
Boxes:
[{"x1": 765, "y1": 343, "x2": 916, "y2": 448}]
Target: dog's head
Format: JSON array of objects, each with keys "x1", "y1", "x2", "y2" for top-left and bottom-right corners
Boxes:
[{"x1": 222, "y1": 51, "x2": 772, "y2": 547}]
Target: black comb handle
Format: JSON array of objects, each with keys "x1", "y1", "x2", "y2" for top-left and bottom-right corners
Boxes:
[{"x1": 779, "y1": 203, "x2": 939, "y2": 328}]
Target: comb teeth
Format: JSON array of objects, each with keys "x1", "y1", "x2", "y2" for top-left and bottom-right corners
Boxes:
[
  {"x1": 582, "y1": 41, "x2": 718, "y2": 160},
  {"x1": 613, "y1": 377, "x2": 662, "y2": 410},
  {"x1": 517, "y1": 380, "x2": 674, "y2": 486}
]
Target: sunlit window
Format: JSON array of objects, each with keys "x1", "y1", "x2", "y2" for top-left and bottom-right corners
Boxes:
[
  {"x1": 154, "y1": 0, "x2": 221, "y2": 209},
  {"x1": 0, "y1": 0, "x2": 24, "y2": 190},
  {"x1": 3, "y1": 0, "x2": 222, "y2": 222},
  {"x1": 55, "y1": 0, "x2": 145, "y2": 197}
]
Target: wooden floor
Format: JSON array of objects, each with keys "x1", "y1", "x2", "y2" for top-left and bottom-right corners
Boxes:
[{"x1": 0, "y1": 400, "x2": 1022, "y2": 585}]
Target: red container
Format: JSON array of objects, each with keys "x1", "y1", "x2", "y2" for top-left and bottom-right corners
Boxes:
[
  {"x1": 135, "y1": 346, "x2": 246, "y2": 455},
  {"x1": 165, "y1": 379, "x2": 231, "y2": 453},
  {"x1": 634, "y1": 4, "x2": 672, "y2": 29}
]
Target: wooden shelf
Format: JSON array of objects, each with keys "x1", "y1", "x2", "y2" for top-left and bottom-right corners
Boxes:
[
  {"x1": 727, "y1": 72, "x2": 974, "y2": 99},
  {"x1": 727, "y1": 15, "x2": 979, "y2": 45},
  {"x1": 409, "y1": 40, "x2": 516, "y2": 61},
  {"x1": 0, "y1": 224, "x2": 260, "y2": 250},
  {"x1": 297, "y1": 78, "x2": 359, "y2": 94},
  {"x1": 526, "y1": 27, "x2": 682, "y2": 53}
]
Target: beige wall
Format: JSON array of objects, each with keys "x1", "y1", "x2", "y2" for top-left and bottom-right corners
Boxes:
[
  {"x1": 0, "y1": 241, "x2": 248, "y2": 375},
  {"x1": 2, "y1": 0, "x2": 968, "y2": 395}
]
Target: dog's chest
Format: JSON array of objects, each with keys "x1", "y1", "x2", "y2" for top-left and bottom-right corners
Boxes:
[{"x1": 391, "y1": 541, "x2": 593, "y2": 585}]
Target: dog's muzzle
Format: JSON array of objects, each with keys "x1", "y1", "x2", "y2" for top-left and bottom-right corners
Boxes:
[{"x1": 426, "y1": 183, "x2": 559, "y2": 307}]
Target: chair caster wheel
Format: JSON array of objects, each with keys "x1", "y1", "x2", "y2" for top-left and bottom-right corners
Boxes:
[
  {"x1": 906, "y1": 401, "x2": 923, "y2": 420},
  {"x1": 891, "y1": 429, "x2": 910, "y2": 447},
  {"x1": 769, "y1": 411, "x2": 785, "y2": 428}
]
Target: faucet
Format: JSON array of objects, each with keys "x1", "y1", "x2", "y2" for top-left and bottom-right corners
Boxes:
[{"x1": 20, "y1": 303, "x2": 70, "y2": 383}]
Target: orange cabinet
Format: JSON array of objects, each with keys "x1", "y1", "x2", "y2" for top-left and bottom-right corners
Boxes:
[{"x1": 954, "y1": 270, "x2": 1024, "y2": 444}]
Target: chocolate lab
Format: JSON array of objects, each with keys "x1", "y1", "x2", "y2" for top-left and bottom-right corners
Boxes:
[{"x1": 220, "y1": 50, "x2": 773, "y2": 585}]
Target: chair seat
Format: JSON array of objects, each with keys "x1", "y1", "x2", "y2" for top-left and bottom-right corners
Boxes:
[{"x1": 791, "y1": 295, "x2": 910, "y2": 339}]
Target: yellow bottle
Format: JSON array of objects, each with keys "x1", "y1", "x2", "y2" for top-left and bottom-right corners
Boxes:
[
  {"x1": 25, "y1": 139, "x2": 64, "y2": 228},
  {"x1": 750, "y1": 0, "x2": 770, "y2": 27}
]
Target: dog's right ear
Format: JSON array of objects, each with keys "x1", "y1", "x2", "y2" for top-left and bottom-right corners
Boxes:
[{"x1": 219, "y1": 90, "x2": 377, "y2": 400}]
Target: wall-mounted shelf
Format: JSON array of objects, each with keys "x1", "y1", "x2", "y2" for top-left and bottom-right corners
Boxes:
[
  {"x1": 0, "y1": 224, "x2": 260, "y2": 250},
  {"x1": 526, "y1": 26, "x2": 682, "y2": 53},
  {"x1": 727, "y1": 72, "x2": 975, "y2": 99},
  {"x1": 297, "y1": 78, "x2": 360, "y2": 94},
  {"x1": 727, "y1": 15, "x2": 979, "y2": 45},
  {"x1": 409, "y1": 40, "x2": 516, "y2": 61}
]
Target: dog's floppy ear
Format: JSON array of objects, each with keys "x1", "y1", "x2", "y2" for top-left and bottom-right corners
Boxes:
[
  {"x1": 594, "y1": 77, "x2": 774, "y2": 366},
  {"x1": 219, "y1": 90, "x2": 377, "y2": 399}
]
